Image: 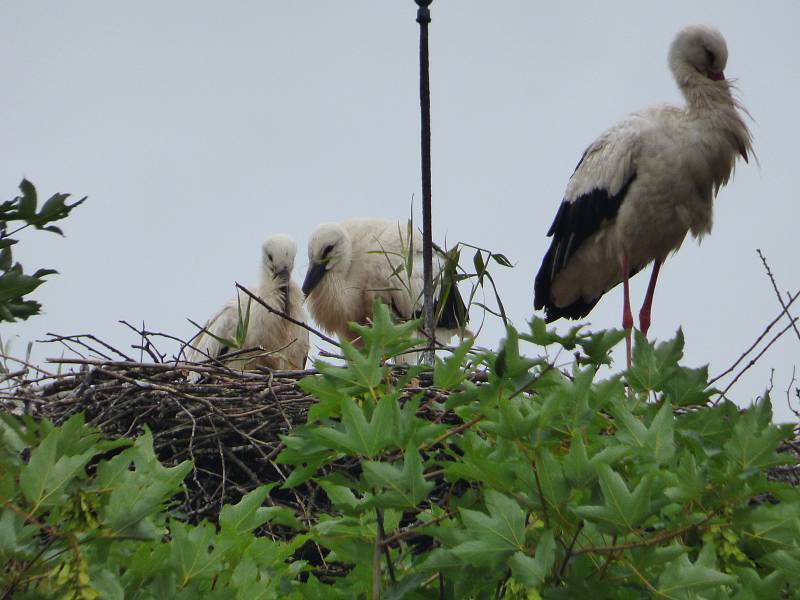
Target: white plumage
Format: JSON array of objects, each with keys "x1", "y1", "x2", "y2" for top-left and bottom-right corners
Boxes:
[
  {"x1": 534, "y1": 24, "x2": 753, "y2": 364},
  {"x1": 301, "y1": 218, "x2": 468, "y2": 355},
  {"x1": 186, "y1": 234, "x2": 309, "y2": 371}
]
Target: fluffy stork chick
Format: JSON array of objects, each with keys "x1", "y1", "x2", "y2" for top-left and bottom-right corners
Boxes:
[
  {"x1": 187, "y1": 234, "x2": 309, "y2": 371},
  {"x1": 533, "y1": 24, "x2": 753, "y2": 366},
  {"x1": 302, "y1": 219, "x2": 468, "y2": 356}
]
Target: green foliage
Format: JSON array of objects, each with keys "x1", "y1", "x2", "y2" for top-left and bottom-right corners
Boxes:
[
  {"x1": 0, "y1": 179, "x2": 85, "y2": 323},
  {"x1": 2, "y1": 309, "x2": 799, "y2": 598},
  {"x1": 0, "y1": 414, "x2": 311, "y2": 599},
  {"x1": 278, "y1": 313, "x2": 800, "y2": 597}
]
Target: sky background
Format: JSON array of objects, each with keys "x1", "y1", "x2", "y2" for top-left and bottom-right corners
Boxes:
[{"x1": 2, "y1": 2, "x2": 798, "y2": 421}]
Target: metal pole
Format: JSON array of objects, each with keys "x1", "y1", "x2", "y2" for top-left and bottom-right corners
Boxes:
[{"x1": 415, "y1": 0, "x2": 435, "y2": 364}]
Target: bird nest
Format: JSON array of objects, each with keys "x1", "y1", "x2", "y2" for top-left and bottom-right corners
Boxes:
[{"x1": 5, "y1": 357, "x2": 470, "y2": 540}]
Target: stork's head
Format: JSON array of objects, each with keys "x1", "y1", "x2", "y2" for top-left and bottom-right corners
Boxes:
[
  {"x1": 261, "y1": 234, "x2": 297, "y2": 285},
  {"x1": 669, "y1": 25, "x2": 729, "y2": 85},
  {"x1": 303, "y1": 222, "x2": 352, "y2": 297}
]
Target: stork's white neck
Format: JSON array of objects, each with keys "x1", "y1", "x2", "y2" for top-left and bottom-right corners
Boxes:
[
  {"x1": 307, "y1": 270, "x2": 359, "y2": 338},
  {"x1": 253, "y1": 271, "x2": 287, "y2": 311}
]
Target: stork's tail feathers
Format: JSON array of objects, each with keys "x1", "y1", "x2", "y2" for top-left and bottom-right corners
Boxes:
[{"x1": 434, "y1": 279, "x2": 469, "y2": 331}]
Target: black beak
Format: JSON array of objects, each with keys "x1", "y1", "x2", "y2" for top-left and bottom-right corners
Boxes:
[{"x1": 302, "y1": 261, "x2": 327, "y2": 297}]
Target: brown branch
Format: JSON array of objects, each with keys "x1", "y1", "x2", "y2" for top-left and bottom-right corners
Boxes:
[
  {"x1": 709, "y1": 289, "x2": 800, "y2": 385},
  {"x1": 757, "y1": 249, "x2": 800, "y2": 342},
  {"x1": 719, "y1": 317, "x2": 798, "y2": 399},
  {"x1": 42, "y1": 332, "x2": 134, "y2": 362},
  {"x1": 376, "y1": 508, "x2": 396, "y2": 584},
  {"x1": 372, "y1": 507, "x2": 383, "y2": 600},
  {"x1": 235, "y1": 282, "x2": 340, "y2": 347},
  {"x1": 572, "y1": 514, "x2": 714, "y2": 556}
]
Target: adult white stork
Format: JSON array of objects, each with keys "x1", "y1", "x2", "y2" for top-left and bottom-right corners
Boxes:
[
  {"x1": 186, "y1": 234, "x2": 309, "y2": 371},
  {"x1": 533, "y1": 24, "x2": 753, "y2": 366},
  {"x1": 302, "y1": 218, "x2": 468, "y2": 358}
]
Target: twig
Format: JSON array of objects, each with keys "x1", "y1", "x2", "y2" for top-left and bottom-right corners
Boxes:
[
  {"x1": 372, "y1": 507, "x2": 383, "y2": 600},
  {"x1": 42, "y1": 332, "x2": 134, "y2": 362},
  {"x1": 709, "y1": 289, "x2": 800, "y2": 385},
  {"x1": 787, "y1": 367, "x2": 799, "y2": 419},
  {"x1": 718, "y1": 318, "x2": 798, "y2": 399},
  {"x1": 557, "y1": 521, "x2": 584, "y2": 581},
  {"x1": 572, "y1": 514, "x2": 714, "y2": 556},
  {"x1": 235, "y1": 283, "x2": 340, "y2": 347},
  {"x1": 376, "y1": 508, "x2": 396, "y2": 584},
  {"x1": 757, "y1": 249, "x2": 800, "y2": 342}
]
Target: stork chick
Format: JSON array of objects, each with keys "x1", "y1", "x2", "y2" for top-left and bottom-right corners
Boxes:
[
  {"x1": 187, "y1": 234, "x2": 309, "y2": 371},
  {"x1": 302, "y1": 219, "x2": 468, "y2": 359}
]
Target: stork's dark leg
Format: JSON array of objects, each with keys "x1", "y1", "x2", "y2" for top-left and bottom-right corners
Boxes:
[
  {"x1": 621, "y1": 254, "x2": 633, "y2": 368},
  {"x1": 638, "y1": 260, "x2": 662, "y2": 337}
]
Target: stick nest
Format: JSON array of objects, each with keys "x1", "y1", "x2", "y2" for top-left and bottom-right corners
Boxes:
[{"x1": 6, "y1": 359, "x2": 467, "y2": 545}]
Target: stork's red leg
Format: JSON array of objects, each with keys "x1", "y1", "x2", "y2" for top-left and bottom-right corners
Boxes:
[
  {"x1": 639, "y1": 260, "x2": 662, "y2": 337},
  {"x1": 621, "y1": 254, "x2": 633, "y2": 368}
]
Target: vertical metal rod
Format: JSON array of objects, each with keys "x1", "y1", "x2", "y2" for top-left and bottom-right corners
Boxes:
[{"x1": 416, "y1": 0, "x2": 435, "y2": 364}]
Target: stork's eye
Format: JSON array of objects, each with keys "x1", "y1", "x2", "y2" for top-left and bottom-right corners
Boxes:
[
  {"x1": 322, "y1": 244, "x2": 334, "y2": 257},
  {"x1": 267, "y1": 253, "x2": 273, "y2": 262},
  {"x1": 703, "y1": 46, "x2": 715, "y2": 64}
]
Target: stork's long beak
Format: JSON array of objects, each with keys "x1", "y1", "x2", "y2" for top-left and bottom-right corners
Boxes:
[
  {"x1": 276, "y1": 268, "x2": 290, "y2": 311},
  {"x1": 302, "y1": 261, "x2": 327, "y2": 297}
]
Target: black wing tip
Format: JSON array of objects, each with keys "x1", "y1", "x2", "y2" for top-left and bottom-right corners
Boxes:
[
  {"x1": 539, "y1": 298, "x2": 599, "y2": 323},
  {"x1": 409, "y1": 283, "x2": 469, "y2": 330},
  {"x1": 435, "y1": 282, "x2": 469, "y2": 330}
]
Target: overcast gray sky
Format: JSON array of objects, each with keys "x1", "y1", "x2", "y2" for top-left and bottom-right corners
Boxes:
[{"x1": 2, "y1": 2, "x2": 798, "y2": 421}]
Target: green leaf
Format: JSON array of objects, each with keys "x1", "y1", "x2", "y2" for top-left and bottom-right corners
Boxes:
[
  {"x1": 564, "y1": 434, "x2": 594, "y2": 488},
  {"x1": 19, "y1": 427, "x2": 96, "y2": 510},
  {"x1": 319, "y1": 480, "x2": 366, "y2": 515},
  {"x1": 657, "y1": 551, "x2": 736, "y2": 598},
  {"x1": 348, "y1": 299, "x2": 421, "y2": 363},
  {"x1": 219, "y1": 484, "x2": 278, "y2": 535},
  {"x1": 338, "y1": 339, "x2": 385, "y2": 390},
  {"x1": 740, "y1": 502, "x2": 800, "y2": 555},
  {"x1": 723, "y1": 396, "x2": 792, "y2": 476},
  {"x1": 473, "y1": 249, "x2": 486, "y2": 278},
  {"x1": 0, "y1": 267, "x2": 49, "y2": 304},
  {"x1": 362, "y1": 446, "x2": 434, "y2": 508},
  {"x1": 613, "y1": 400, "x2": 675, "y2": 465},
  {"x1": 418, "y1": 548, "x2": 463, "y2": 571},
  {"x1": 32, "y1": 192, "x2": 86, "y2": 231},
  {"x1": 578, "y1": 328, "x2": 628, "y2": 366},
  {"x1": 167, "y1": 520, "x2": 221, "y2": 586},
  {"x1": 536, "y1": 448, "x2": 570, "y2": 510},
  {"x1": 662, "y1": 365, "x2": 713, "y2": 406},
  {"x1": 17, "y1": 178, "x2": 37, "y2": 218},
  {"x1": 491, "y1": 253, "x2": 513, "y2": 267},
  {"x1": 664, "y1": 452, "x2": 705, "y2": 503},
  {"x1": 452, "y1": 490, "x2": 526, "y2": 567},
  {"x1": 523, "y1": 318, "x2": 584, "y2": 349},
  {"x1": 312, "y1": 395, "x2": 394, "y2": 458},
  {"x1": 508, "y1": 529, "x2": 555, "y2": 589},
  {"x1": 760, "y1": 550, "x2": 800, "y2": 583},
  {"x1": 434, "y1": 339, "x2": 474, "y2": 389},
  {"x1": 627, "y1": 329, "x2": 684, "y2": 391},
  {"x1": 572, "y1": 464, "x2": 652, "y2": 534},
  {"x1": 99, "y1": 429, "x2": 192, "y2": 537},
  {"x1": 494, "y1": 326, "x2": 538, "y2": 380}
]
